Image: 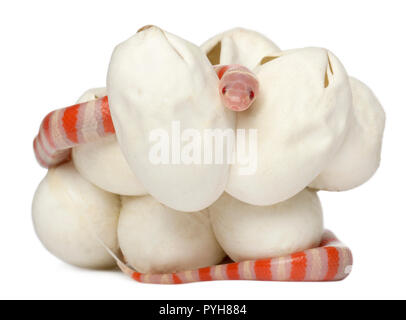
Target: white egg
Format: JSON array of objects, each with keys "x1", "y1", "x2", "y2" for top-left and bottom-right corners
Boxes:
[
  {"x1": 75, "y1": 87, "x2": 107, "y2": 102},
  {"x1": 226, "y1": 48, "x2": 352, "y2": 206},
  {"x1": 107, "y1": 26, "x2": 235, "y2": 212},
  {"x1": 118, "y1": 195, "x2": 226, "y2": 274},
  {"x1": 72, "y1": 88, "x2": 147, "y2": 196},
  {"x1": 209, "y1": 189, "x2": 323, "y2": 262},
  {"x1": 32, "y1": 162, "x2": 121, "y2": 269},
  {"x1": 201, "y1": 27, "x2": 281, "y2": 68},
  {"x1": 310, "y1": 77, "x2": 386, "y2": 191}
]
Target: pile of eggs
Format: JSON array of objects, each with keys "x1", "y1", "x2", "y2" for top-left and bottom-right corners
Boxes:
[{"x1": 32, "y1": 27, "x2": 385, "y2": 274}]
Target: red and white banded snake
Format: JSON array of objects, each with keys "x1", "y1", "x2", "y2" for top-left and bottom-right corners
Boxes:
[
  {"x1": 33, "y1": 64, "x2": 353, "y2": 283},
  {"x1": 116, "y1": 230, "x2": 352, "y2": 284},
  {"x1": 33, "y1": 64, "x2": 258, "y2": 168}
]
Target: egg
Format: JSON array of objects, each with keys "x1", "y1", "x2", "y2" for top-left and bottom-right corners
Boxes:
[
  {"x1": 201, "y1": 27, "x2": 281, "y2": 68},
  {"x1": 107, "y1": 26, "x2": 235, "y2": 212},
  {"x1": 118, "y1": 195, "x2": 225, "y2": 274},
  {"x1": 72, "y1": 88, "x2": 147, "y2": 196},
  {"x1": 209, "y1": 189, "x2": 323, "y2": 262},
  {"x1": 310, "y1": 77, "x2": 386, "y2": 191},
  {"x1": 226, "y1": 48, "x2": 352, "y2": 206},
  {"x1": 32, "y1": 162, "x2": 120, "y2": 269}
]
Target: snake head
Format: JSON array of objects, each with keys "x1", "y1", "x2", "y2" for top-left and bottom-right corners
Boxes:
[{"x1": 219, "y1": 65, "x2": 259, "y2": 112}]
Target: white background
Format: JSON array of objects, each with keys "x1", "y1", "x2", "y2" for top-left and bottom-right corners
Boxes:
[{"x1": 0, "y1": 0, "x2": 404, "y2": 300}]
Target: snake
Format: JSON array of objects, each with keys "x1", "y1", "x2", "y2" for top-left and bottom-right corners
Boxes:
[
  {"x1": 33, "y1": 64, "x2": 353, "y2": 283},
  {"x1": 115, "y1": 230, "x2": 352, "y2": 284},
  {"x1": 33, "y1": 64, "x2": 259, "y2": 168}
]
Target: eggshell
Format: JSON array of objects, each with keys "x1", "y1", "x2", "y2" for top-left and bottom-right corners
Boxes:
[
  {"x1": 309, "y1": 77, "x2": 386, "y2": 190},
  {"x1": 107, "y1": 26, "x2": 235, "y2": 212},
  {"x1": 32, "y1": 162, "x2": 120, "y2": 269},
  {"x1": 75, "y1": 87, "x2": 107, "y2": 102},
  {"x1": 209, "y1": 189, "x2": 323, "y2": 262},
  {"x1": 226, "y1": 48, "x2": 352, "y2": 206},
  {"x1": 201, "y1": 27, "x2": 281, "y2": 68},
  {"x1": 118, "y1": 195, "x2": 226, "y2": 274}
]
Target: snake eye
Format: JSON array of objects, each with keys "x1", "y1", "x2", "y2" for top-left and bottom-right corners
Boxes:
[
  {"x1": 222, "y1": 86, "x2": 227, "y2": 95},
  {"x1": 249, "y1": 90, "x2": 255, "y2": 100}
]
